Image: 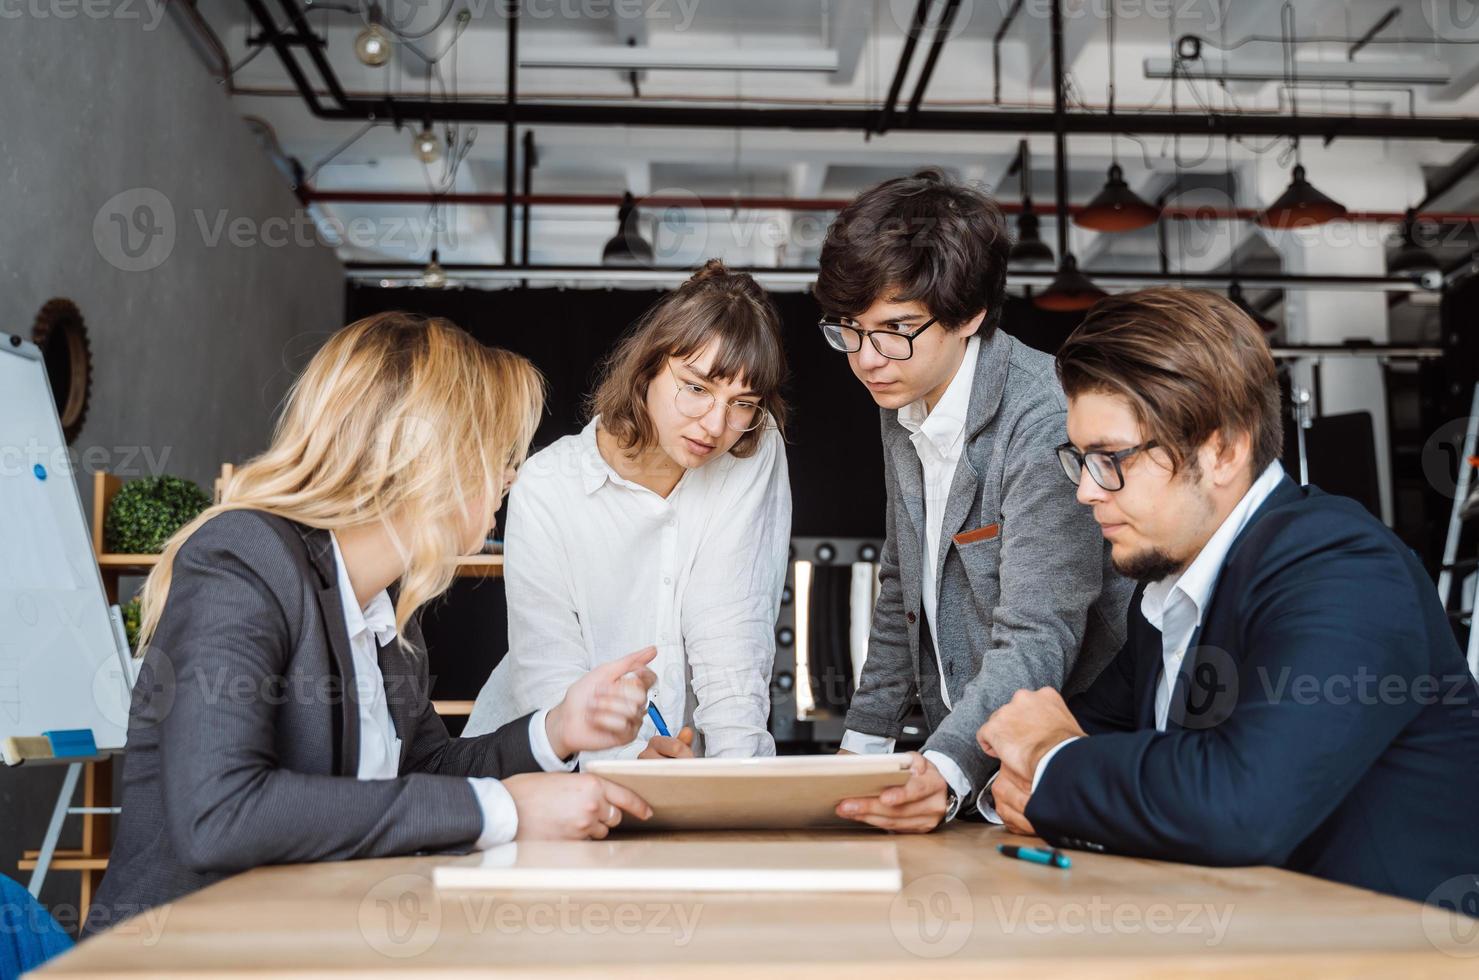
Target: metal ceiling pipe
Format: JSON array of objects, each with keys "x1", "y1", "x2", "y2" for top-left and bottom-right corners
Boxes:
[
  {"x1": 906, "y1": 0, "x2": 963, "y2": 124},
  {"x1": 878, "y1": 0, "x2": 933, "y2": 134},
  {"x1": 343, "y1": 263, "x2": 1435, "y2": 293},
  {"x1": 299, "y1": 188, "x2": 1479, "y2": 225},
  {"x1": 504, "y1": 0, "x2": 518, "y2": 267},
  {"x1": 246, "y1": 1, "x2": 1479, "y2": 140}
]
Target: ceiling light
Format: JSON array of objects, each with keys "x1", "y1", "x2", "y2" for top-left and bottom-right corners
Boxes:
[
  {"x1": 1034, "y1": 254, "x2": 1106, "y2": 312},
  {"x1": 1009, "y1": 201, "x2": 1055, "y2": 269},
  {"x1": 355, "y1": 5, "x2": 391, "y2": 67},
  {"x1": 413, "y1": 124, "x2": 441, "y2": 164},
  {"x1": 421, "y1": 249, "x2": 447, "y2": 289},
  {"x1": 1075, "y1": 163, "x2": 1160, "y2": 232},
  {"x1": 1257, "y1": 165, "x2": 1348, "y2": 229},
  {"x1": 601, "y1": 192, "x2": 654, "y2": 267}
]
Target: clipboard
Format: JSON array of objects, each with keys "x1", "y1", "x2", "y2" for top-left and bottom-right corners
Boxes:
[{"x1": 584, "y1": 753, "x2": 914, "y2": 831}]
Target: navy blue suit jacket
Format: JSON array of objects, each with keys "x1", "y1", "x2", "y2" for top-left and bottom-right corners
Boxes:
[{"x1": 1026, "y1": 476, "x2": 1479, "y2": 905}]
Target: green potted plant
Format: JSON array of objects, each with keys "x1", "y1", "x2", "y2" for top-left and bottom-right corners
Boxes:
[{"x1": 104, "y1": 475, "x2": 212, "y2": 555}]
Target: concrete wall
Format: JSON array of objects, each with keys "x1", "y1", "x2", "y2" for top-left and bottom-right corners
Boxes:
[{"x1": 0, "y1": 9, "x2": 344, "y2": 928}]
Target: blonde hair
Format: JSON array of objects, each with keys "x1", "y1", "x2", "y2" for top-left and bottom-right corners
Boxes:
[{"x1": 137, "y1": 312, "x2": 545, "y2": 651}]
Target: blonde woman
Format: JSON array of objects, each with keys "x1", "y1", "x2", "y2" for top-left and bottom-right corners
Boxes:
[
  {"x1": 466, "y1": 260, "x2": 792, "y2": 763},
  {"x1": 89, "y1": 313, "x2": 655, "y2": 934}
]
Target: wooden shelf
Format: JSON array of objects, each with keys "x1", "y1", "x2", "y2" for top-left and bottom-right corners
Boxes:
[{"x1": 18, "y1": 856, "x2": 109, "y2": 872}]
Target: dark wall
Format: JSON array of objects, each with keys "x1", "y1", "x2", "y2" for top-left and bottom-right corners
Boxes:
[{"x1": 344, "y1": 284, "x2": 1085, "y2": 703}]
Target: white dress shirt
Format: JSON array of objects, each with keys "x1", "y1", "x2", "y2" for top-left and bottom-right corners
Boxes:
[
  {"x1": 985, "y1": 460, "x2": 1288, "y2": 818},
  {"x1": 329, "y1": 533, "x2": 573, "y2": 850},
  {"x1": 840, "y1": 337, "x2": 983, "y2": 818},
  {"x1": 465, "y1": 418, "x2": 792, "y2": 763}
]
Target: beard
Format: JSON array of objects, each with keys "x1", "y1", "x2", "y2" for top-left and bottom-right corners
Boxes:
[{"x1": 1112, "y1": 546, "x2": 1184, "y2": 583}]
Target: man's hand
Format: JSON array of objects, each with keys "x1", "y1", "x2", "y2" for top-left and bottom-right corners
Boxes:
[
  {"x1": 988, "y1": 767, "x2": 1037, "y2": 836},
  {"x1": 977, "y1": 687, "x2": 1086, "y2": 786},
  {"x1": 546, "y1": 646, "x2": 658, "y2": 759},
  {"x1": 638, "y1": 726, "x2": 695, "y2": 759},
  {"x1": 835, "y1": 752, "x2": 948, "y2": 833},
  {"x1": 504, "y1": 772, "x2": 652, "y2": 841}
]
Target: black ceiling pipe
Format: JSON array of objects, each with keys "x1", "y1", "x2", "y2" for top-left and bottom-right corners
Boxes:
[
  {"x1": 505, "y1": 1, "x2": 518, "y2": 268},
  {"x1": 879, "y1": 0, "x2": 933, "y2": 134},
  {"x1": 905, "y1": 0, "x2": 962, "y2": 124},
  {"x1": 272, "y1": 0, "x2": 350, "y2": 109},
  {"x1": 992, "y1": 0, "x2": 1025, "y2": 106},
  {"x1": 1050, "y1": 0, "x2": 1068, "y2": 260},
  {"x1": 245, "y1": 0, "x2": 1479, "y2": 143},
  {"x1": 521, "y1": 129, "x2": 536, "y2": 268}
]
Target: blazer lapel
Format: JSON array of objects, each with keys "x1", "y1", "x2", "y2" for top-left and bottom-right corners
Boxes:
[
  {"x1": 298, "y1": 525, "x2": 361, "y2": 776},
  {"x1": 934, "y1": 330, "x2": 1011, "y2": 585}
]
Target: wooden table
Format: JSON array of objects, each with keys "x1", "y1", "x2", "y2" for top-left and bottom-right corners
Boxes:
[{"x1": 39, "y1": 824, "x2": 1477, "y2": 977}]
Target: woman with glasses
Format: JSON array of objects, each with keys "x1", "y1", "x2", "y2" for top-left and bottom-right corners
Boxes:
[{"x1": 465, "y1": 259, "x2": 792, "y2": 763}]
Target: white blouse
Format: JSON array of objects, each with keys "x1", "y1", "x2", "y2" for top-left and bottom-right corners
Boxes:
[{"x1": 466, "y1": 417, "x2": 792, "y2": 763}]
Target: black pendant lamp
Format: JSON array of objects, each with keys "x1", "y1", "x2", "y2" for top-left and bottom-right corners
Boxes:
[
  {"x1": 601, "y1": 191, "x2": 654, "y2": 266},
  {"x1": 1074, "y1": 0, "x2": 1159, "y2": 233},
  {"x1": 1257, "y1": 165, "x2": 1348, "y2": 229},
  {"x1": 1036, "y1": 254, "x2": 1107, "y2": 312},
  {"x1": 1009, "y1": 142, "x2": 1055, "y2": 270},
  {"x1": 1010, "y1": 202, "x2": 1056, "y2": 268}
]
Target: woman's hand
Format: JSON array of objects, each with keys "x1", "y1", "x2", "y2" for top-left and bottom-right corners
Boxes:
[
  {"x1": 638, "y1": 726, "x2": 695, "y2": 759},
  {"x1": 504, "y1": 772, "x2": 652, "y2": 840},
  {"x1": 545, "y1": 646, "x2": 657, "y2": 758}
]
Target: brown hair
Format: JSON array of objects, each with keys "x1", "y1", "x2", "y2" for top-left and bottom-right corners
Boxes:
[
  {"x1": 1055, "y1": 287, "x2": 1283, "y2": 477},
  {"x1": 588, "y1": 259, "x2": 788, "y2": 458},
  {"x1": 813, "y1": 169, "x2": 1011, "y2": 334}
]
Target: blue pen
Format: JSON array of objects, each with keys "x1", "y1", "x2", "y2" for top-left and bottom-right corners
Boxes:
[
  {"x1": 646, "y1": 702, "x2": 672, "y2": 738},
  {"x1": 997, "y1": 844, "x2": 1071, "y2": 869}
]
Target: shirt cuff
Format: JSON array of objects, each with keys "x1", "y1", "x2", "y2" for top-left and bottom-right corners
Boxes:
[
  {"x1": 922, "y1": 750, "x2": 970, "y2": 823},
  {"x1": 1033, "y1": 736, "x2": 1080, "y2": 791},
  {"x1": 841, "y1": 729, "x2": 896, "y2": 754},
  {"x1": 529, "y1": 708, "x2": 577, "y2": 772},
  {"x1": 978, "y1": 773, "x2": 1004, "y2": 825},
  {"x1": 467, "y1": 777, "x2": 519, "y2": 850}
]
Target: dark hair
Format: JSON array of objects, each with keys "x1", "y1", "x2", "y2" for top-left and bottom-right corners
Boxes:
[
  {"x1": 813, "y1": 169, "x2": 1010, "y2": 335},
  {"x1": 1056, "y1": 287, "x2": 1284, "y2": 477},
  {"x1": 588, "y1": 259, "x2": 788, "y2": 458}
]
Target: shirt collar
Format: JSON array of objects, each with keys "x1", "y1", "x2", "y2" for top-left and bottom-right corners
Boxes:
[
  {"x1": 898, "y1": 335, "x2": 981, "y2": 457},
  {"x1": 1141, "y1": 460, "x2": 1287, "y2": 630},
  {"x1": 329, "y1": 531, "x2": 398, "y2": 649},
  {"x1": 579, "y1": 418, "x2": 612, "y2": 495}
]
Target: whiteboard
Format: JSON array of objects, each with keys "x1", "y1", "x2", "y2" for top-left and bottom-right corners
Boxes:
[{"x1": 0, "y1": 334, "x2": 130, "y2": 757}]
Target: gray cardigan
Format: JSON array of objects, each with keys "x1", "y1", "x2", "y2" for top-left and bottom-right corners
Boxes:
[
  {"x1": 88, "y1": 510, "x2": 542, "y2": 935},
  {"x1": 844, "y1": 328, "x2": 1134, "y2": 793}
]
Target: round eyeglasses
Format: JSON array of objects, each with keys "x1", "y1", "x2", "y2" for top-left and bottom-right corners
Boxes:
[{"x1": 669, "y1": 362, "x2": 766, "y2": 433}]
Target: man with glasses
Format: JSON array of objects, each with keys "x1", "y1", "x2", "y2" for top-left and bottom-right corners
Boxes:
[
  {"x1": 977, "y1": 288, "x2": 1479, "y2": 907},
  {"x1": 818, "y1": 170, "x2": 1133, "y2": 833}
]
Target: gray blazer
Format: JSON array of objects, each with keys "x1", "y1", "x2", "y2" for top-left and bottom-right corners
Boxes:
[
  {"x1": 844, "y1": 328, "x2": 1134, "y2": 793},
  {"x1": 88, "y1": 510, "x2": 543, "y2": 935}
]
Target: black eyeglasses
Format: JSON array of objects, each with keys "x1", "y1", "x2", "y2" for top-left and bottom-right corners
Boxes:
[
  {"x1": 818, "y1": 316, "x2": 939, "y2": 361},
  {"x1": 1056, "y1": 442, "x2": 1158, "y2": 491}
]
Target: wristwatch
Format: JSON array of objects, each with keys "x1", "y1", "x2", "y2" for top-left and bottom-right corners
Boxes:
[{"x1": 943, "y1": 784, "x2": 962, "y2": 823}]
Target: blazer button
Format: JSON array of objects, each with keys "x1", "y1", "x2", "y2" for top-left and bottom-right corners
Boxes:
[{"x1": 906, "y1": 611, "x2": 917, "y2": 624}]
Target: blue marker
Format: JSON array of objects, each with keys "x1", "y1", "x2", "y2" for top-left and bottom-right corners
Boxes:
[
  {"x1": 33, "y1": 463, "x2": 46, "y2": 481},
  {"x1": 646, "y1": 702, "x2": 672, "y2": 738},
  {"x1": 997, "y1": 844, "x2": 1071, "y2": 869}
]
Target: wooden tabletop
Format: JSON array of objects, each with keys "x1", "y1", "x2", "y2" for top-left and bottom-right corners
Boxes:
[{"x1": 40, "y1": 824, "x2": 1477, "y2": 977}]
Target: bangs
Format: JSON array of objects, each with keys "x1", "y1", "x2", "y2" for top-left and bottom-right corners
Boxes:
[{"x1": 668, "y1": 311, "x2": 785, "y2": 398}]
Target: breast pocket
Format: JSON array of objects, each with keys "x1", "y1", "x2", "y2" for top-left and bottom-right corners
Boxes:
[{"x1": 953, "y1": 522, "x2": 1004, "y2": 619}]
